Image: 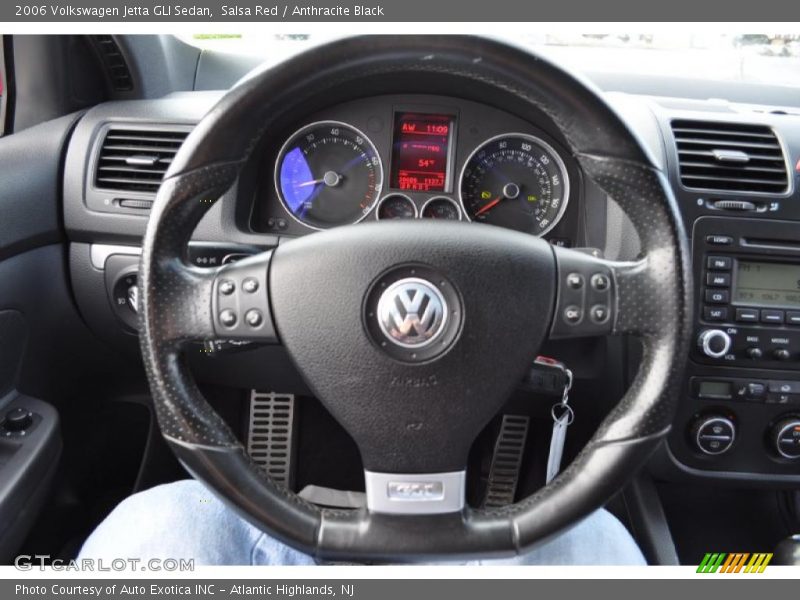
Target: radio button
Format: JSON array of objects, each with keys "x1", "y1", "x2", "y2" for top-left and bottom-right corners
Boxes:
[
  {"x1": 706, "y1": 273, "x2": 731, "y2": 287},
  {"x1": 735, "y1": 308, "x2": 759, "y2": 323},
  {"x1": 746, "y1": 347, "x2": 763, "y2": 360},
  {"x1": 705, "y1": 289, "x2": 730, "y2": 304},
  {"x1": 787, "y1": 312, "x2": 800, "y2": 326},
  {"x1": 707, "y1": 256, "x2": 732, "y2": 271},
  {"x1": 704, "y1": 306, "x2": 728, "y2": 321},
  {"x1": 698, "y1": 329, "x2": 732, "y2": 358},
  {"x1": 761, "y1": 309, "x2": 785, "y2": 324},
  {"x1": 773, "y1": 348, "x2": 792, "y2": 361},
  {"x1": 706, "y1": 235, "x2": 734, "y2": 246}
]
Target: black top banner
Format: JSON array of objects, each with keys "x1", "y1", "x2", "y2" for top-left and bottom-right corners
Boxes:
[{"x1": 4, "y1": 0, "x2": 800, "y2": 21}]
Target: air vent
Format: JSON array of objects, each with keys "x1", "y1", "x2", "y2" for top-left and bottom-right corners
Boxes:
[
  {"x1": 672, "y1": 120, "x2": 788, "y2": 194},
  {"x1": 91, "y1": 35, "x2": 134, "y2": 92},
  {"x1": 94, "y1": 128, "x2": 189, "y2": 194}
]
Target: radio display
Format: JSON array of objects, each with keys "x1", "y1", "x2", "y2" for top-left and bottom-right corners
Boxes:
[
  {"x1": 734, "y1": 260, "x2": 800, "y2": 308},
  {"x1": 390, "y1": 112, "x2": 454, "y2": 193}
]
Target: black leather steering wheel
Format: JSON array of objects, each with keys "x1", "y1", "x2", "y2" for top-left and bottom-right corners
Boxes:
[{"x1": 138, "y1": 36, "x2": 692, "y2": 561}]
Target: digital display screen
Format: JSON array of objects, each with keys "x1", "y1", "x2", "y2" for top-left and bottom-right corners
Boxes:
[
  {"x1": 734, "y1": 260, "x2": 800, "y2": 308},
  {"x1": 390, "y1": 112, "x2": 454, "y2": 192},
  {"x1": 698, "y1": 381, "x2": 731, "y2": 399}
]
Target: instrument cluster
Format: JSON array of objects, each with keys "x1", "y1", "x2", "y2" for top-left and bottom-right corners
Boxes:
[{"x1": 254, "y1": 95, "x2": 579, "y2": 239}]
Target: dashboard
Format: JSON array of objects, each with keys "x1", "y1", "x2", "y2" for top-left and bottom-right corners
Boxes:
[
  {"x1": 250, "y1": 95, "x2": 578, "y2": 241},
  {"x1": 61, "y1": 73, "x2": 800, "y2": 489}
]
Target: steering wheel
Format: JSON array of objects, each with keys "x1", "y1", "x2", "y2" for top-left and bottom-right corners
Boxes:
[{"x1": 138, "y1": 36, "x2": 691, "y2": 561}]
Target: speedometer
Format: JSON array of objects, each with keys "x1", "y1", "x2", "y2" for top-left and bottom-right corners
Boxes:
[
  {"x1": 275, "y1": 121, "x2": 383, "y2": 229},
  {"x1": 459, "y1": 134, "x2": 569, "y2": 235}
]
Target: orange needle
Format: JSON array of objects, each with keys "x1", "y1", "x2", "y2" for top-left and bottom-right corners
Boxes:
[{"x1": 475, "y1": 196, "x2": 501, "y2": 216}]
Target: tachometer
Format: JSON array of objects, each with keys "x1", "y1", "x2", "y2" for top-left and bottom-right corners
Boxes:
[
  {"x1": 275, "y1": 121, "x2": 383, "y2": 229},
  {"x1": 459, "y1": 134, "x2": 569, "y2": 235}
]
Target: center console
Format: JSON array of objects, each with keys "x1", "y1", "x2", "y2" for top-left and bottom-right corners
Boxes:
[
  {"x1": 671, "y1": 216, "x2": 800, "y2": 476},
  {"x1": 658, "y1": 107, "x2": 800, "y2": 483}
]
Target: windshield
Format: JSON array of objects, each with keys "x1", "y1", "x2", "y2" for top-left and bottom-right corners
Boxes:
[{"x1": 180, "y1": 32, "x2": 800, "y2": 89}]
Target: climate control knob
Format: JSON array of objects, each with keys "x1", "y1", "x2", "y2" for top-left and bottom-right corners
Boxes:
[
  {"x1": 772, "y1": 418, "x2": 800, "y2": 459},
  {"x1": 692, "y1": 415, "x2": 736, "y2": 456},
  {"x1": 698, "y1": 329, "x2": 732, "y2": 359}
]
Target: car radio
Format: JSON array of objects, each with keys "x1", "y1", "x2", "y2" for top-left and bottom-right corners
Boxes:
[{"x1": 693, "y1": 216, "x2": 800, "y2": 367}]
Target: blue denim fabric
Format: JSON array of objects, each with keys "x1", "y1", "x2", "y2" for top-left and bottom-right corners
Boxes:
[{"x1": 79, "y1": 480, "x2": 646, "y2": 566}]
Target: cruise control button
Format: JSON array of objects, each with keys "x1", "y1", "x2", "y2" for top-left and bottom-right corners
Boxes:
[
  {"x1": 705, "y1": 289, "x2": 729, "y2": 304},
  {"x1": 219, "y1": 280, "x2": 235, "y2": 295},
  {"x1": 735, "y1": 308, "x2": 759, "y2": 323},
  {"x1": 219, "y1": 309, "x2": 237, "y2": 328},
  {"x1": 706, "y1": 273, "x2": 731, "y2": 287},
  {"x1": 707, "y1": 256, "x2": 732, "y2": 271},
  {"x1": 704, "y1": 306, "x2": 728, "y2": 321},
  {"x1": 563, "y1": 306, "x2": 582, "y2": 324}
]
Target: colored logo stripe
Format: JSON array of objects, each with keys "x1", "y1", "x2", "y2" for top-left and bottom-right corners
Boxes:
[{"x1": 697, "y1": 552, "x2": 772, "y2": 573}]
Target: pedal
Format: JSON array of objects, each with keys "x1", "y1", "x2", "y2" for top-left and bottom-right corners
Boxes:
[
  {"x1": 247, "y1": 391, "x2": 297, "y2": 489},
  {"x1": 483, "y1": 414, "x2": 530, "y2": 508}
]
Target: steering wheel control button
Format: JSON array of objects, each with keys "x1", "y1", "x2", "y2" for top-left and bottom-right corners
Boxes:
[
  {"x1": 550, "y1": 249, "x2": 615, "y2": 339},
  {"x1": 219, "y1": 309, "x2": 237, "y2": 328},
  {"x1": 590, "y1": 305, "x2": 610, "y2": 324},
  {"x1": 566, "y1": 273, "x2": 583, "y2": 289},
  {"x1": 365, "y1": 266, "x2": 463, "y2": 363},
  {"x1": 772, "y1": 419, "x2": 800, "y2": 459},
  {"x1": 693, "y1": 416, "x2": 736, "y2": 456},
  {"x1": 698, "y1": 329, "x2": 732, "y2": 359},
  {"x1": 563, "y1": 306, "x2": 583, "y2": 324},
  {"x1": 590, "y1": 273, "x2": 610, "y2": 291},
  {"x1": 211, "y1": 252, "x2": 277, "y2": 341},
  {"x1": 242, "y1": 278, "x2": 259, "y2": 294},
  {"x1": 245, "y1": 310, "x2": 263, "y2": 328}
]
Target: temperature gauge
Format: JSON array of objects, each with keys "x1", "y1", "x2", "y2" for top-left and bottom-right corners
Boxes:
[{"x1": 421, "y1": 197, "x2": 461, "y2": 220}]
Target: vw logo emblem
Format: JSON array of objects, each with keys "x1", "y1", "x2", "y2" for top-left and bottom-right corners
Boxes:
[{"x1": 377, "y1": 278, "x2": 448, "y2": 348}]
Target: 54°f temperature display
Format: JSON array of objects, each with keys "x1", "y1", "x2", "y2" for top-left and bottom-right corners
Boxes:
[{"x1": 390, "y1": 112, "x2": 455, "y2": 193}]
